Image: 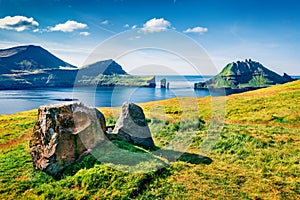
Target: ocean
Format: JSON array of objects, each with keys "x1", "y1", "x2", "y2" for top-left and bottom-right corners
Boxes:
[
  {"x1": 0, "y1": 75, "x2": 299, "y2": 114},
  {"x1": 0, "y1": 76, "x2": 212, "y2": 114}
]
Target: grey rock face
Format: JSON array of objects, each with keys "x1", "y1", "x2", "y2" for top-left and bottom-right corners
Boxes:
[
  {"x1": 29, "y1": 102, "x2": 106, "y2": 177},
  {"x1": 160, "y1": 78, "x2": 167, "y2": 88},
  {"x1": 113, "y1": 102, "x2": 155, "y2": 149}
]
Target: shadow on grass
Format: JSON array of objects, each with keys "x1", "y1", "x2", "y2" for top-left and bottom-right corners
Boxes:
[
  {"x1": 153, "y1": 149, "x2": 212, "y2": 165},
  {"x1": 60, "y1": 139, "x2": 212, "y2": 179}
]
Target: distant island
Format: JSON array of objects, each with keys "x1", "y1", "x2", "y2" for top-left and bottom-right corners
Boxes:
[
  {"x1": 0, "y1": 45, "x2": 156, "y2": 90},
  {"x1": 194, "y1": 59, "x2": 294, "y2": 93}
]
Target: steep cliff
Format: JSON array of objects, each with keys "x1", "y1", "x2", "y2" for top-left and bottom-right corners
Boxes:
[{"x1": 195, "y1": 59, "x2": 294, "y2": 89}]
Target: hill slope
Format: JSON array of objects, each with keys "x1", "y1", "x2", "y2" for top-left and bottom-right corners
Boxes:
[
  {"x1": 0, "y1": 80, "x2": 299, "y2": 199},
  {"x1": 195, "y1": 59, "x2": 294, "y2": 89},
  {"x1": 0, "y1": 45, "x2": 76, "y2": 74},
  {"x1": 80, "y1": 59, "x2": 127, "y2": 75}
]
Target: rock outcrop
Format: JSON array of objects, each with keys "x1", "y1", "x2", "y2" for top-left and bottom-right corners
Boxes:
[
  {"x1": 113, "y1": 102, "x2": 155, "y2": 149},
  {"x1": 160, "y1": 78, "x2": 167, "y2": 88},
  {"x1": 147, "y1": 76, "x2": 156, "y2": 88},
  {"x1": 29, "y1": 102, "x2": 106, "y2": 177}
]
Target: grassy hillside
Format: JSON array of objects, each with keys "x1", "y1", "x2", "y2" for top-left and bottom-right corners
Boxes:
[
  {"x1": 195, "y1": 60, "x2": 294, "y2": 89},
  {"x1": 0, "y1": 80, "x2": 299, "y2": 199}
]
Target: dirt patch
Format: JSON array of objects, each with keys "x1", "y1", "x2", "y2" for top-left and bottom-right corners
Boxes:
[
  {"x1": 0, "y1": 133, "x2": 30, "y2": 149},
  {"x1": 15, "y1": 175, "x2": 28, "y2": 181}
]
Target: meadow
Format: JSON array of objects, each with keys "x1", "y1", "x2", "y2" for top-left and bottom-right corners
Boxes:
[{"x1": 0, "y1": 80, "x2": 299, "y2": 199}]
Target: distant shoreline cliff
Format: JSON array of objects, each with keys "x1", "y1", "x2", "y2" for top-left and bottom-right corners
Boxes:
[{"x1": 0, "y1": 45, "x2": 156, "y2": 90}]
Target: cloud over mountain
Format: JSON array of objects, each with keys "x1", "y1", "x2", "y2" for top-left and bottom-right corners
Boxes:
[
  {"x1": 49, "y1": 20, "x2": 87, "y2": 32},
  {"x1": 0, "y1": 16, "x2": 39, "y2": 32},
  {"x1": 141, "y1": 18, "x2": 171, "y2": 33},
  {"x1": 184, "y1": 26, "x2": 208, "y2": 34}
]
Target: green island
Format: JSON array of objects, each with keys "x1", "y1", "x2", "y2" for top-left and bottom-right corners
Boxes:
[
  {"x1": 194, "y1": 59, "x2": 294, "y2": 93},
  {"x1": 1, "y1": 79, "x2": 299, "y2": 199}
]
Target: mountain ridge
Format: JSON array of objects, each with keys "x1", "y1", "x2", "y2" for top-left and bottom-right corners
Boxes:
[{"x1": 0, "y1": 45, "x2": 76, "y2": 74}]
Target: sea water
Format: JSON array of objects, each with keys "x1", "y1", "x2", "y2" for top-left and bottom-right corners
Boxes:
[{"x1": 0, "y1": 75, "x2": 299, "y2": 114}]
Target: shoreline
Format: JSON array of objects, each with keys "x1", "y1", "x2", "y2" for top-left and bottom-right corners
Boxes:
[{"x1": 1, "y1": 79, "x2": 299, "y2": 115}]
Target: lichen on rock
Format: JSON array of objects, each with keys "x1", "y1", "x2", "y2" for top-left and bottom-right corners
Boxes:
[
  {"x1": 29, "y1": 102, "x2": 106, "y2": 177},
  {"x1": 113, "y1": 102, "x2": 155, "y2": 150}
]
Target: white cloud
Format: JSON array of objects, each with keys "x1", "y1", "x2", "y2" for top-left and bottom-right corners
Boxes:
[
  {"x1": 0, "y1": 16, "x2": 39, "y2": 32},
  {"x1": 49, "y1": 20, "x2": 87, "y2": 32},
  {"x1": 184, "y1": 26, "x2": 208, "y2": 34},
  {"x1": 123, "y1": 24, "x2": 129, "y2": 28},
  {"x1": 101, "y1": 20, "x2": 109, "y2": 25},
  {"x1": 140, "y1": 18, "x2": 171, "y2": 33},
  {"x1": 129, "y1": 35, "x2": 141, "y2": 40},
  {"x1": 79, "y1": 31, "x2": 90, "y2": 36},
  {"x1": 132, "y1": 24, "x2": 137, "y2": 29}
]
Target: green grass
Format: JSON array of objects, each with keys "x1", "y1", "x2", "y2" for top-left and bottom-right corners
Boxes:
[
  {"x1": 78, "y1": 75, "x2": 155, "y2": 87},
  {"x1": 248, "y1": 75, "x2": 268, "y2": 87},
  {"x1": 225, "y1": 80, "x2": 300, "y2": 127},
  {"x1": 0, "y1": 80, "x2": 299, "y2": 199},
  {"x1": 220, "y1": 62, "x2": 235, "y2": 76}
]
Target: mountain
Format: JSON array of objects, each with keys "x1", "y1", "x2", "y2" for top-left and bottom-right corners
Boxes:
[
  {"x1": 80, "y1": 59, "x2": 127, "y2": 76},
  {"x1": 0, "y1": 45, "x2": 155, "y2": 89},
  {"x1": 75, "y1": 59, "x2": 156, "y2": 87},
  {"x1": 0, "y1": 45, "x2": 76, "y2": 74},
  {"x1": 195, "y1": 59, "x2": 294, "y2": 90}
]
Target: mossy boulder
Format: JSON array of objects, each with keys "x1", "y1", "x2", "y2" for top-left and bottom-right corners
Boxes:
[
  {"x1": 113, "y1": 102, "x2": 155, "y2": 150},
  {"x1": 29, "y1": 102, "x2": 106, "y2": 177}
]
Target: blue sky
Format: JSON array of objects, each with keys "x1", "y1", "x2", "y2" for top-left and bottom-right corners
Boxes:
[{"x1": 0, "y1": 0, "x2": 299, "y2": 75}]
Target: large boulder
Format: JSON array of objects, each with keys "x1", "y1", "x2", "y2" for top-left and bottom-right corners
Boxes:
[
  {"x1": 29, "y1": 102, "x2": 106, "y2": 177},
  {"x1": 113, "y1": 102, "x2": 155, "y2": 149}
]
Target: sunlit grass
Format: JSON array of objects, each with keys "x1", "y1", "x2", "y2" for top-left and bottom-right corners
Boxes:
[{"x1": 0, "y1": 80, "x2": 299, "y2": 199}]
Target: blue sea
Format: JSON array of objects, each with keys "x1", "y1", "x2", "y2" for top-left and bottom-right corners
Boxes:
[
  {"x1": 0, "y1": 75, "x2": 299, "y2": 114},
  {"x1": 0, "y1": 76, "x2": 211, "y2": 114}
]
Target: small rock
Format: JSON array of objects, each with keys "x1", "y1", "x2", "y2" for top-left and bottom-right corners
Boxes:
[
  {"x1": 113, "y1": 102, "x2": 155, "y2": 149},
  {"x1": 29, "y1": 102, "x2": 106, "y2": 177}
]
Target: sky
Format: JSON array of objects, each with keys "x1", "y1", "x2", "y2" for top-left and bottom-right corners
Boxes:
[{"x1": 0, "y1": 0, "x2": 299, "y2": 75}]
